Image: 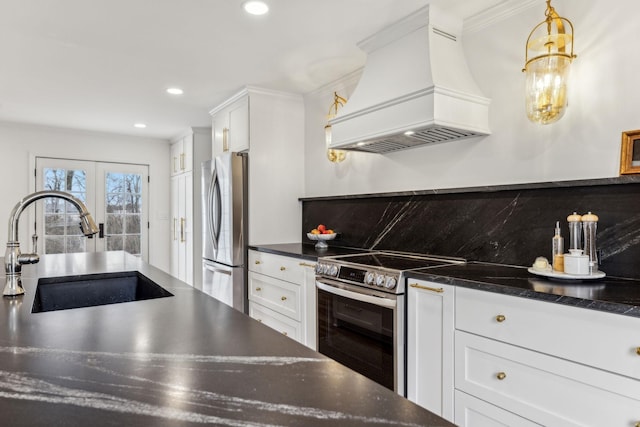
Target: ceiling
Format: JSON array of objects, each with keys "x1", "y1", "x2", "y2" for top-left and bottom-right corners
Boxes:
[{"x1": 0, "y1": 0, "x2": 509, "y2": 140}]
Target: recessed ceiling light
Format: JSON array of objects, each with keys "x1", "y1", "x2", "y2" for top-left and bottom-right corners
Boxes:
[
  {"x1": 243, "y1": 1, "x2": 269, "y2": 15},
  {"x1": 404, "y1": 130, "x2": 416, "y2": 136},
  {"x1": 134, "y1": 123, "x2": 147, "y2": 129},
  {"x1": 166, "y1": 87, "x2": 184, "y2": 95}
]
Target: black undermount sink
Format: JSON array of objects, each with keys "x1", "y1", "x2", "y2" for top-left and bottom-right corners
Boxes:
[{"x1": 31, "y1": 271, "x2": 173, "y2": 313}]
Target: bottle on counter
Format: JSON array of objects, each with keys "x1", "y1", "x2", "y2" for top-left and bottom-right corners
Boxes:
[
  {"x1": 567, "y1": 212, "x2": 582, "y2": 251},
  {"x1": 582, "y1": 212, "x2": 599, "y2": 274},
  {"x1": 552, "y1": 220, "x2": 564, "y2": 272}
]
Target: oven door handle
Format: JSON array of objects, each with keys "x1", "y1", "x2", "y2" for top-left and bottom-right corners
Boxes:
[{"x1": 316, "y1": 281, "x2": 397, "y2": 309}]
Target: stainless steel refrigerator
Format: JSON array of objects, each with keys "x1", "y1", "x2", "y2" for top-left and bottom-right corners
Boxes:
[{"x1": 201, "y1": 152, "x2": 248, "y2": 313}]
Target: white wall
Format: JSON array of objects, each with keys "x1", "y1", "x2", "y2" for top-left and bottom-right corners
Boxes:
[
  {"x1": 303, "y1": 0, "x2": 636, "y2": 197},
  {"x1": 0, "y1": 121, "x2": 171, "y2": 271}
]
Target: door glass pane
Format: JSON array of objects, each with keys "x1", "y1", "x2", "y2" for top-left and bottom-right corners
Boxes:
[
  {"x1": 107, "y1": 236, "x2": 123, "y2": 251},
  {"x1": 105, "y1": 172, "x2": 142, "y2": 256},
  {"x1": 42, "y1": 168, "x2": 87, "y2": 254}
]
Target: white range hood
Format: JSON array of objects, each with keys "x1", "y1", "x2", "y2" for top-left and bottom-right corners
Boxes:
[{"x1": 329, "y1": 5, "x2": 491, "y2": 154}]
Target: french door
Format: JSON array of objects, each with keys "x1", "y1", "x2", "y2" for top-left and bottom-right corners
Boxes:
[{"x1": 35, "y1": 157, "x2": 149, "y2": 261}]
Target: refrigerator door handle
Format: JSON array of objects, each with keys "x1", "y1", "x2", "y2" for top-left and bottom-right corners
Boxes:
[
  {"x1": 207, "y1": 167, "x2": 220, "y2": 251},
  {"x1": 212, "y1": 167, "x2": 222, "y2": 246}
]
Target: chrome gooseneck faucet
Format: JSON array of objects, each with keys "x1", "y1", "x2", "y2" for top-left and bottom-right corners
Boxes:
[{"x1": 3, "y1": 190, "x2": 100, "y2": 297}]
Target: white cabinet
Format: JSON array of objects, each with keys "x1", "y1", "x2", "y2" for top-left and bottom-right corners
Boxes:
[
  {"x1": 209, "y1": 86, "x2": 304, "y2": 246},
  {"x1": 406, "y1": 279, "x2": 455, "y2": 422},
  {"x1": 169, "y1": 128, "x2": 211, "y2": 287},
  {"x1": 247, "y1": 250, "x2": 317, "y2": 349},
  {"x1": 170, "y1": 133, "x2": 193, "y2": 175},
  {"x1": 453, "y1": 287, "x2": 640, "y2": 427},
  {"x1": 211, "y1": 95, "x2": 249, "y2": 156},
  {"x1": 170, "y1": 173, "x2": 192, "y2": 284},
  {"x1": 455, "y1": 390, "x2": 542, "y2": 427}
]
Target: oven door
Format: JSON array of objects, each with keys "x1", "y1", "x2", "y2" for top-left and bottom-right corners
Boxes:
[{"x1": 316, "y1": 278, "x2": 404, "y2": 395}]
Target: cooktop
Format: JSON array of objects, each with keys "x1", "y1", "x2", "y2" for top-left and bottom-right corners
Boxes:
[{"x1": 325, "y1": 252, "x2": 462, "y2": 271}]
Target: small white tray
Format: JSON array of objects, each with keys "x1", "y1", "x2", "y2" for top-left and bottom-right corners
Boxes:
[{"x1": 527, "y1": 267, "x2": 606, "y2": 281}]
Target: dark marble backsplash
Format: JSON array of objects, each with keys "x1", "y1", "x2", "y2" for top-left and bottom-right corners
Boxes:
[{"x1": 300, "y1": 177, "x2": 640, "y2": 279}]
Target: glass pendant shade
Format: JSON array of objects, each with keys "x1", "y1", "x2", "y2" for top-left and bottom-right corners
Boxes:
[
  {"x1": 523, "y1": 0, "x2": 576, "y2": 125},
  {"x1": 524, "y1": 54, "x2": 571, "y2": 124}
]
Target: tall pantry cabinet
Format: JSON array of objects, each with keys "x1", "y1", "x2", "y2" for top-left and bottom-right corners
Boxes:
[
  {"x1": 209, "y1": 86, "x2": 304, "y2": 246},
  {"x1": 170, "y1": 127, "x2": 211, "y2": 288}
]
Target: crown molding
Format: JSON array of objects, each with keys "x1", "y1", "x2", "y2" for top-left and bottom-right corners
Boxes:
[{"x1": 464, "y1": 0, "x2": 539, "y2": 34}]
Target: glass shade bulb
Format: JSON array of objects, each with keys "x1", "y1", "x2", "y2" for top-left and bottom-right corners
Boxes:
[
  {"x1": 325, "y1": 124, "x2": 332, "y2": 147},
  {"x1": 524, "y1": 55, "x2": 571, "y2": 124}
]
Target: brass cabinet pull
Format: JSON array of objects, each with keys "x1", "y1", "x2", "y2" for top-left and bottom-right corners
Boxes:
[
  {"x1": 635, "y1": 422, "x2": 640, "y2": 427},
  {"x1": 256, "y1": 319, "x2": 262, "y2": 323},
  {"x1": 636, "y1": 347, "x2": 640, "y2": 356},
  {"x1": 299, "y1": 262, "x2": 315, "y2": 268},
  {"x1": 173, "y1": 156, "x2": 178, "y2": 173},
  {"x1": 282, "y1": 331, "x2": 288, "y2": 336},
  {"x1": 496, "y1": 372, "x2": 507, "y2": 380},
  {"x1": 180, "y1": 152, "x2": 185, "y2": 171},
  {"x1": 280, "y1": 266, "x2": 286, "y2": 271},
  {"x1": 173, "y1": 218, "x2": 177, "y2": 241},
  {"x1": 254, "y1": 260, "x2": 262, "y2": 265},
  {"x1": 255, "y1": 287, "x2": 262, "y2": 292},
  {"x1": 180, "y1": 218, "x2": 186, "y2": 243},
  {"x1": 222, "y1": 128, "x2": 229, "y2": 152},
  {"x1": 409, "y1": 283, "x2": 444, "y2": 293},
  {"x1": 496, "y1": 314, "x2": 506, "y2": 323},
  {"x1": 281, "y1": 296, "x2": 287, "y2": 301}
]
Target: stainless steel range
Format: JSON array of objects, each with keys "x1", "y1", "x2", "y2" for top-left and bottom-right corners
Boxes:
[{"x1": 315, "y1": 251, "x2": 463, "y2": 396}]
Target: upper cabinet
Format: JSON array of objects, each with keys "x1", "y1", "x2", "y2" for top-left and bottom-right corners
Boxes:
[
  {"x1": 170, "y1": 133, "x2": 194, "y2": 176},
  {"x1": 211, "y1": 95, "x2": 249, "y2": 157},
  {"x1": 209, "y1": 86, "x2": 304, "y2": 246}
]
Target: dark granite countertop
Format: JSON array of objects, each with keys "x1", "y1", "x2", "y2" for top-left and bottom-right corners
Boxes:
[
  {"x1": 407, "y1": 262, "x2": 640, "y2": 318},
  {"x1": 248, "y1": 243, "x2": 365, "y2": 261},
  {"x1": 0, "y1": 251, "x2": 453, "y2": 427},
  {"x1": 250, "y1": 245, "x2": 640, "y2": 319}
]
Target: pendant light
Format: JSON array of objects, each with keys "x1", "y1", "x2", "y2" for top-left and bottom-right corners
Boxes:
[
  {"x1": 324, "y1": 92, "x2": 347, "y2": 163},
  {"x1": 522, "y1": 0, "x2": 576, "y2": 125}
]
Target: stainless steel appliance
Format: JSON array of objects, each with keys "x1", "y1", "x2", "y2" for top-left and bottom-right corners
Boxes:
[
  {"x1": 202, "y1": 152, "x2": 248, "y2": 313},
  {"x1": 315, "y1": 252, "x2": 462, "y2": 395}
]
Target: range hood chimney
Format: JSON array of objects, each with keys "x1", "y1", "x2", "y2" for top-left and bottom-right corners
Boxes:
[{"x1": 329, "y1": 5, "x2": 491, "y2": 154}]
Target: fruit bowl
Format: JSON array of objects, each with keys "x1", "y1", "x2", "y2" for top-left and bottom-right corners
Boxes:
[{"x1": 307, "y1": 232, "x2": 336, "y2": 250}]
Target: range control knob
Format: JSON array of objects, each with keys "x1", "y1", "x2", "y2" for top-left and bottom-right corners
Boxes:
[
  {"x1": 315, "y1": 264, "x2": 323, "y2": 275},
  {"x1": 328, "y1": 265, "x2": 339, "y2": 277},
  {"x1": 365, "y1": 272, "x2": 376, "y2": 285},
  {"x1": 375, "y1": 274, "x2": 386, "y2": 287},
  {"x1": 385, "y1": 276, "x2": 397, "y2": 289}
]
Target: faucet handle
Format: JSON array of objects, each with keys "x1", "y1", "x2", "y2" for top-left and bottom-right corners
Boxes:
[
  {"x1": 32, "y1": 233, "x2": 38, "y2": 253},
  {"x1": 18, "y1": 253, "x2": 39, "y2": 265}
]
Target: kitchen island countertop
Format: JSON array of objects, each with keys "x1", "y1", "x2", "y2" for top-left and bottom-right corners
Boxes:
[{"x1": 0, "y1": 251, "x2": 453, "y2": 427}]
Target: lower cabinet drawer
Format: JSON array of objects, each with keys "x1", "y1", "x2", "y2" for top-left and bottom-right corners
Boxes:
[
  {"x1": 248, "y1": 272, "x2": 301, "y2": 321},
  {"x1": 248, "y1": 250, "x2": 305, "y2": 284},
  {"x1": 455, "y1": 331, "x2": 640, "y2": 427},
  {"x1": 456, "y1": 287, "x2": 640, "y2": 380},
  {"x1": 249, "y1": 302, "x2": 302, "y2": 343},
  {"x1": 455, "y1": 390, "x2": 542, "y2": 427}
]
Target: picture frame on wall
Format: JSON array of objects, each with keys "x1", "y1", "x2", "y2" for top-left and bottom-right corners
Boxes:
[{"x1": 619, "y1": 130, "x2": 640, "y2": 174}]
